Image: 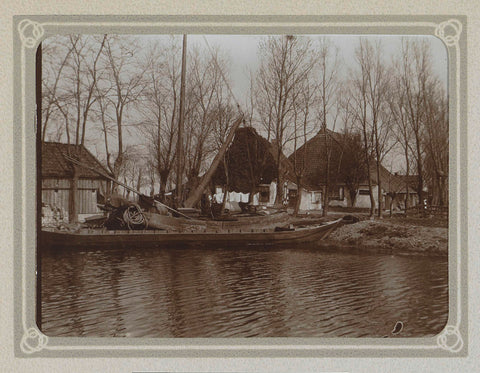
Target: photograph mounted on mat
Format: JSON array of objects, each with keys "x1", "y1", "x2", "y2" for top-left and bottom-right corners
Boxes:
[{"x1": 13, "y1": 15, "x2": 467, "y2": 357}]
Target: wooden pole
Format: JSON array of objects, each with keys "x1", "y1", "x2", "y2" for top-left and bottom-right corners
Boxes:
[{"x1": 184, "y1": 115, "x2": 243, "y2": 208}]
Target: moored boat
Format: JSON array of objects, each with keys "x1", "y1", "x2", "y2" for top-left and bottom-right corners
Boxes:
[
  {"x1": 40, "y1": 218, "x2": 342, "y2": 250},
  {"x1": 144, "y1": 211, "x2": 290, "y2": 231}
]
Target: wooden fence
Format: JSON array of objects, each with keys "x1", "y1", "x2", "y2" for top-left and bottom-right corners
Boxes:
[{"x1": 406, "y1": 205, "x2": 448, "y2": 217}]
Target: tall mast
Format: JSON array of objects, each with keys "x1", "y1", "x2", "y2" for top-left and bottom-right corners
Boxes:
[{"x1": 176, "y1": 34, "x2": 187, "y2": 205}]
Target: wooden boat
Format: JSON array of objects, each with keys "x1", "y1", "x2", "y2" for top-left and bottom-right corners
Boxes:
[
  {"x1": 144, "y1": 211, "x2": 290, "y2": 231},
  {"x1": 40, "y1": 218, "x2": 342, "y2": 250}
]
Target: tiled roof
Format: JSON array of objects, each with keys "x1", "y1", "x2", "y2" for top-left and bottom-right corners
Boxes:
[{"x1": 42, "y1": 142, "x2": 111, "y2": 179}]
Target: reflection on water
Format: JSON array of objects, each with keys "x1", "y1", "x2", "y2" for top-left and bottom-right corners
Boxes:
[{"x1": 40, "y1": 245, "x2": 448, "y2": 338}]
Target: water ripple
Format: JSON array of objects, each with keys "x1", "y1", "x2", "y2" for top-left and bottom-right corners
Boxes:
[{"x1": 41, "y1": 246, "x2": 448, "y2": 338}]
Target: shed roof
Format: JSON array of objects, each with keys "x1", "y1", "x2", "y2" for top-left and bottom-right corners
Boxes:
[{"x1": 42, "y1": 142, "x2": 111, "y2": 179}]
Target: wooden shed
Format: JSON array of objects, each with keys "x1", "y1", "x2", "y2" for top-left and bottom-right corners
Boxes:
[{"x1": 41, "y1": 142, "x2": 111, "y2": 223}]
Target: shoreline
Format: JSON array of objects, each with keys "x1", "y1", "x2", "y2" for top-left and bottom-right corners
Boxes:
[
  {"x1": 322, "y1": 215, "x2": 448, "y2": 257},
  {"x1": 290, "y1": 211, "x2": 448, "y2": 257},
  {"x1": 44, "y1": 209, "x2": 448, "y2": 256}
]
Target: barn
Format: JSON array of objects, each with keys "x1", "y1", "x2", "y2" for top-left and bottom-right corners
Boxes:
[
  {"x1": 41, "y1": 142, "x2": 111, "y2": 223},
  {"x1": 289, "y1": 128, "x2": 420, "y2": 211},
  {"x1": 210, "y1": 127, "x2": 320, "y2": 211}
]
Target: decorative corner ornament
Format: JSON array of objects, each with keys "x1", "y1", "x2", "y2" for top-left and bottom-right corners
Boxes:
[
  {"x1": 435, "y1": 19, "x2": 463, "y2": 47},
  {"x1": 20, "y1": 327, "x2": 49, "y2": 354},
  {"x1": 436, "y1": 325, "x2": 464, "y2": 353},
  {"x1": 18, "y1": 19, "x2": 45, "y2": 49}
]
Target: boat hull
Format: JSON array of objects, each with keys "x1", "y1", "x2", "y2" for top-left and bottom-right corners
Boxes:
[
  {"x1": 145, "y1": 211, "x2": 290, "y2": 230},
  {"x1": 40, "y1": 219, "x2": 342, "y2": 250}
]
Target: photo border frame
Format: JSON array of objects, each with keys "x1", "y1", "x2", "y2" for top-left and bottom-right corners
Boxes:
[{"x1": 13, "y1": 14, "x2": 468, "y2": 358}]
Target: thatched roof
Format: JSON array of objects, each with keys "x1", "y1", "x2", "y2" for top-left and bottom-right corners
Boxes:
[
  {"x1": 288, "y1": 128, "x2": 344, "y2": 189},
  {"x1": 289, "y1": 128, "x2": 397, "y2": 190},
  {"x1": 212, "y1": 127, "x2": 294, "y2": 193}
]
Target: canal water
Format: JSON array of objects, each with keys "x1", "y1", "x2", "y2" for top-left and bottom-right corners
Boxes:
[{"x1": 40, "y1": 245, "x2": 448, "y2": 338}]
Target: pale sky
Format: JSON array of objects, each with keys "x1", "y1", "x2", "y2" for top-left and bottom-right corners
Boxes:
[
  {"x1": 144, "y1": 34, "x2": 448, "y2": 112},
  {"x1": 188, "y1": 34, "x2": 448, "y2": 173},
  {"x1": 188, "y1": 34, "x2": 448, "y2": 104},
  {"x1": 49, "y1": 33, "x2": 448, "y2": 174}
]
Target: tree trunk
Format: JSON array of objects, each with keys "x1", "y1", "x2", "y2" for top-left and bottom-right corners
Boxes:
[
  {"x1": 220, "y1": 156, "x2": 230, "y2": 214},
  {"x1": 365, "y1": 160, "x2": 375, "y2": 218},
  {"x1": 68, "y1": 165, "x2": 78, "y2": 223},
  {"x1": 322, "y1": 185, "x2": 329, "y2": 217},
  {"x1": 176, "y1": 34, "x2": 187, "y2": 204},
  {"x1": 376, "y1": 161, "x2": 383, "y2": 219},
  {"x1": 275, "y1": 177, "x2": 283, "y2": 206},
  {"x1": 274, "y1": 149, "x2": 283, "y2": 206},
  {"x1": 415, "y1": 139, "x2": 424, "y2": 211},
  {"x1": 157, "y1": 169, "x2": 172, "y2": 202},
  {"x1": 248, "y1": 186, "x2": 256, "y2": 204},
  {"x1": 348, "y1": 188, "x2": 357, "y2": 207},
  {"x1": 322, "y1": 129, "x2": 331, "y2": 217},
  {"x1": 404, "y1": 147, "x2": 410, "y2": 216},
  {"x1": 293, "y1": 176, "x2": 302, "y2": 217}
]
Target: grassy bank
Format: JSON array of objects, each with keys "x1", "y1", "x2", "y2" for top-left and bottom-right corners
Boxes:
[
  {"x1": 326, "y1": 216, "x2": 448, "y2": 256},
  {"x1": 291, "y1": 211, "x2": 448, "y2": 256}
]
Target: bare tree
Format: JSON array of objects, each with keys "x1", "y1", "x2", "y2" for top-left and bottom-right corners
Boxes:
[
  {"x1": 42, "y1": 35, "x2": 107, "y2": 145},
  {"x1": 389, "y1": 61, "x2": 414, "y2": 214},
  {"x1": 121, "y1": 147, "x2": 147, "y2": 199},
  {"x1": 337, "y1": 94, "x2": 368, "y2": 208},
  {"x1": 182, "y1": 47, "x2": 231, "y2": 196},
  {"x1": 290, "y1": 78, "x2": 316, "y2": 216},
  {"x1": 315, "y1": 38, "x2": 341, "y2": 216},
  {"x1": 139, "y1": 39, "x2": 180, "y2": 201},
  {"x1": 349, "y1": 41, "x2": 376, "y2": 217},
  {"x1": 254, "y1": 35, "x2": 317, "y2": 206},
  {"x1": 66, "y1": 35, "x2": 107, "y2": 146},
  {"x1": 423, "y1": 80, "x2": 448, "y2": 206},
  {"x1": 211, "y1": 101, "x2": 236, "y2": 212},
  {"x1": 397, "y1": 39, "x2": 432, "y2": 208},
  {"x1": 339, "y1": 129, "x2": 368, "y2": 207},
  {"x1": 41, "y1": 38, "x2": 73, "y2": 142},
  {"x1": 391, "y1": 39, "x2": 448, "y2": 210},
  {"x1": 101, "y1": 35, "x2": 147, "y2": 193},
  {"x1": 350, "y1": 38, "x2": 393, "y2": 218}
]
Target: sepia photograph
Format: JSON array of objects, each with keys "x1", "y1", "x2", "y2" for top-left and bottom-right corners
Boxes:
[{"x1": 37, "y1": 32, "x2": 449, "y2": 339}]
